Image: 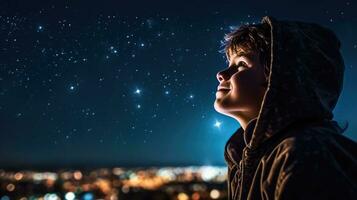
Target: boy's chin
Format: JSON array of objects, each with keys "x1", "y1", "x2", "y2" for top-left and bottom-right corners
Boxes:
[
  {"x1": 214, "y1": 100, "x2": 233, "y2": 114},
  {"x1": 214, "y1": 98, "x2": 243, "y2": 115}
]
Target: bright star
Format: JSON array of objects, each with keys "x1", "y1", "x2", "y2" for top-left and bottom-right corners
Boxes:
[
  {"x1": 214, "y1": 120, "x2": 222, "y2": 128},
  {"x1": 37, "y1": 25, "x2": 44, "y2": 32},
  {"x1": 69, "y1": 86, "x2": 75, "y2": 90},
  {"x1": 137, "y1": 104, "x2": 141, "y2": 109},
  {"x1": 134, "y1": 88, "x2": 141, "y2": 94},
  {"x1": 189, "y1": 94, "x2": 194, "y2": 99}
]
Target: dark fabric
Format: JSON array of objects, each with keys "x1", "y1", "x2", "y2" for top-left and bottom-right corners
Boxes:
[{"x1": 224, "y1": 16, "x2": 357, "y2": 200}]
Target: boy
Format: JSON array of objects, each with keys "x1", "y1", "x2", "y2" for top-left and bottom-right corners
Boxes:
[{"x1": 214, "y1": 16, "x2": 357, "y2": 200}]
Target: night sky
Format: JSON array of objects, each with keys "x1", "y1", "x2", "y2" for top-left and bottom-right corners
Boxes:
[{"x1": 0, "y1": 0, "x2": 356, "y2": 168}]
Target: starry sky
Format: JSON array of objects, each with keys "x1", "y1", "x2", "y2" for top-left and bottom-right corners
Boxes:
[{"x1": 0, "y1": 0, "x2": 356, "y2": 169}]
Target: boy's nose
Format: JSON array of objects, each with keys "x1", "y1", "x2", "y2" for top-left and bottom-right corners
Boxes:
[{"x1": 216, "y1": 69, "x2": 230, "y2": 82}]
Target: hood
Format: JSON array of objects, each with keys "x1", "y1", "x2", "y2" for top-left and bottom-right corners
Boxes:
[{"x1": 246, "y1": 16, "x2": 345, "y2": 150}]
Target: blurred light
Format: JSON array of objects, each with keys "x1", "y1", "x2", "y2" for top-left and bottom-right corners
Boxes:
[
  {"x1": 192, "y1": 183, "x2": 206, "y2": 192},
  {"x1": 1, "y1": 196, "x2": 10, "y2": 200},
  {"x1": 121, "y1": 185, "x2": 130, "y2": 193},
  {"x1": 44, "y1": 193, "x2": 59, "y2": 200},
  {"x1": 109, "y1": 194, "x2": 117, "y2": 200},
  {"x1": 191, "y1": 192, "x2": 200, "y2": 200},
  {"x1": 14, "y1": 172, "x2": 24, "y2": 180},
  {"x1": 19, "y1": 197, "x2": 27, "y2": 200},
  {"x1": 200, "y1": 166, "x2": 218, "y2": 181},
  {"x1": 177, "y1": 193, "x2": 189, "y2": 200},
  {"x1": 112, "y1": 168, "x2": 124, "y2": 176},
  {"x1": 61, "y1": 172, "x2": 72, "y2": 180},
  {"x1": 83, "y1": 193, "x2": 94, "y2": 200},
  {"x1": 45, "y1": 179, "x2": 55, "y2": 188},
  {"x1": 6, "y1": 183, "x2": 15, "y2": 192},
  {"x1": 73, "y1": 171, "x2": 82, "y2": 180},
  {"x1": 95, "y1": 179, "x2": 111, "y2": 194},
  {"x1": 210, "y1": 189, "x2": 220, "y2": 199},
  {"x1": 33, "y1": 173, "x2": 43, "y2": 181},
  {"x1": 65, "y1": 192, "x2": 75, "y2": 200},
  {"x1": 129, "y1": 172, "x2": 137, "y2": 180},
  {"x1": 28, "y1": 196, "x2": 36, "y2": 200},
  {"x1": 33, "y1": 172, "x2": 57, "y2": 181},
  {"x1": 49, "y1": 194, "x2": 59, "y2": 200},
  {"x1": 82, "y1": 183, "x2": 91, "y2": 191},
  {"x1": 157, "y1": 168, "x2": 175, "y2": 181}
]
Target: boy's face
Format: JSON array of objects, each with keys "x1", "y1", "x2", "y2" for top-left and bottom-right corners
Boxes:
[{"x1": 214, "y1": 48, "x2": 267, "y2": 118}]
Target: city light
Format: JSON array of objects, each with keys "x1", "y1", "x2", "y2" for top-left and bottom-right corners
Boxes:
[
  {"x1": 201, "y1": 166, "x2": 219, "y2": 181},
  {"x1": 177, "y1": 192, "x2": 189, "y2": 200},
  {"x1": 6, "y1": 184, "x2": 15, "y2": 192},
  {"x1": 73, "y1": 170, "x2": 82, "y2": 180},
  {"x1": 65, "y1": 192, "x2": 75, "y2": 200},
  {"x1": 14, "y1": 172, "x2": 23, "y2": 181},
  {"x1": 210, "y1": 189, "x2": 221, "y2": 199},
  {"x1": 83, "y1": 193, "x2": 94, "y2": 200},
  {"x1": 0, "y1": 196, "x2": 10, "y2": 200},
  {"x1": 0, "y1": 166, "x2": 228, "y2": 199},
  {"x1": 44, "y1": 193, "x2": 59, "y2": 200}
]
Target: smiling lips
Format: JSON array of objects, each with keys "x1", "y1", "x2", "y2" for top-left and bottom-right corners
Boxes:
[{"x1": 217, "y1": 85, "x2": 231, "y2": 92}]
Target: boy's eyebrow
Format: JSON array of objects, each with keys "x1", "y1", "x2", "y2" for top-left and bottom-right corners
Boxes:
[
  {"x1": 234, "y1": 48, "x2": 250, "y2": 56},
  {"x1": 227, "y1": 47, "x2": 250, "y2": 59},
  {"x1": 236, "y1": 51, "x2": 249, "y2": 56},
  {"x1": 228, "y1": 51, "x2": 250, "y2": 62}
]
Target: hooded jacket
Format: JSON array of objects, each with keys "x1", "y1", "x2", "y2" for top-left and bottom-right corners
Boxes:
[{"x1": 224, "y1": 16, "x2": 357, "y2": 200}]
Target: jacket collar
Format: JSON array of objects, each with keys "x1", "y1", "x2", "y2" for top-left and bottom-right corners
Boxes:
[{"x1": 224, "y1": 118, "x2": 258, "y2": 167}]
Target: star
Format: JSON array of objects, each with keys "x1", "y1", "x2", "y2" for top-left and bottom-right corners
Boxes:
[
  {"x1": 134, "y1": 88, "x2": 141, "y2": 94},
  {"x1": 109, "y1": 46, "x2": 118, "y2": 54},
  {"x1": 214, "y1": 120, "x2": 222, "y2": 128},
  {"x1": 69, "y1": 86, "x2": 75, "y2": 90},
  {"x1": 37, "y1": 25, "x2": 44, "y2": 32}
]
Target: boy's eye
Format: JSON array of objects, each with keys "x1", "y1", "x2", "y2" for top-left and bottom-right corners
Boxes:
[{"x1": 236, "y1": 61, "x2": 248, "y2": 71}]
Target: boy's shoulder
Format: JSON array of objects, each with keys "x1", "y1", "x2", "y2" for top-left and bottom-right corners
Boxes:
[
  {"x1": 259, "y1": 123, "x2": 357, "y2": 200},
  {"x1": 266, "y1": 123, "x2": 357, "y2": 163}
]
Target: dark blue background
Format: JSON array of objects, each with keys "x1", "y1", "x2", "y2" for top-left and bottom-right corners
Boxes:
[{"x1": 0, "y1": 0, "x2": 356, "y2": 168}]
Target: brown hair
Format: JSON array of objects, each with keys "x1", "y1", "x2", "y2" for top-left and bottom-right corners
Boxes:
[{"x1": 221, "y1": 23, "x2": 271, "y2": 81}]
